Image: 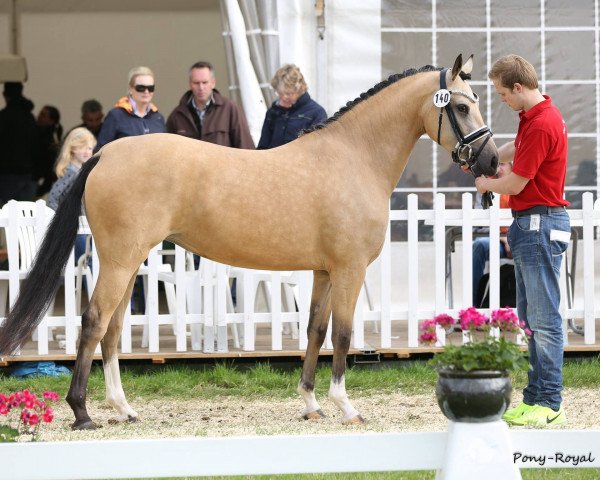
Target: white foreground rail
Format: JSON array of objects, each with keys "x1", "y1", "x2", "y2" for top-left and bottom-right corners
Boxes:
[
  {"x1": 0, "y1": 430, "x2": 599, "y2": 479},
  {"x1": 1, "y1": 193, "x2": 599, "y2": 356}
]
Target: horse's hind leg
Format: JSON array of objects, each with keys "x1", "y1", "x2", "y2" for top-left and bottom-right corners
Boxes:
[
  {"x1": 102, "y1": 272, "x2": 139, "y2": 423},
  {"x1": 328, "y1": 265, "x2": 366, "y2": 425},
  {"x1": 298, "y1": 270, "x2": 332, "y2": 419},
  {"x1": 66, "y1": 267, "x2": 138, "y2": 430}
]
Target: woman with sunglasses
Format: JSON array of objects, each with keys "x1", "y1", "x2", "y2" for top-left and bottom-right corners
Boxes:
[{"x1": 95, "y1": 66, "x2": 165, "y2": 151}]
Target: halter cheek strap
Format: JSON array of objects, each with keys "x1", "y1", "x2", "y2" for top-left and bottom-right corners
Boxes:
[{"x1": 435, "y1": 68, "x2": 493, "y2": 176}]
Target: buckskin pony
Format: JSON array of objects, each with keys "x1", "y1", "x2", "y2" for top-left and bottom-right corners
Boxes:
[{"x1": 0, "y1": 54, "x2": 497, "y2": 429}]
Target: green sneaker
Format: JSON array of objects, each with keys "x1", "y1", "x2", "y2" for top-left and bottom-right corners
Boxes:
[
  {"x1": 503, "y1": 402, "x2": 534, "y2": 423},
  {"x1": 510, "y1": 405, "x2": 567, "y2": 428}
]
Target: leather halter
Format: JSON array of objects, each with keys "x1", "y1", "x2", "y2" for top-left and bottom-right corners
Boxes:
[{"x1": 436, "y1": 68, "x2": 493, "y2": 178}]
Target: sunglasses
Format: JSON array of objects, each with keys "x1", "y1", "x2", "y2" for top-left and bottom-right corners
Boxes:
[{"x1": 134, "y1": 84, "x2": 155, "y2": 93}]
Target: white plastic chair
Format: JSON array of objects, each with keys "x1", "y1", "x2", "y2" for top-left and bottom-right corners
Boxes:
[
  {"x1": 0, "y1": 201, "x2": 56, "y2": 338},
  {"x1": 228, "y1": 268, "x2": 300, "y2": 345},
  {"x1": 74, "y1": 233, "x2": 94, "y2": 315},
  {"x1": 139, "y1": 251, "x2": 182, "y2": 349},
  {"x1": 143, "y1": 252, "x2": 240, "y2": 351}
]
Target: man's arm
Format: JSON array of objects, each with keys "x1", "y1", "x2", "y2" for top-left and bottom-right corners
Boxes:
[
  {"x1": 476, "y1": 140, "x2": 527, "y2": 195},
  {"x1": 475, "y1": 172, "x2": 529, "y2": 195},
  {"x1": 498, "y1": 141, "x2": 515, "y2": 164}
]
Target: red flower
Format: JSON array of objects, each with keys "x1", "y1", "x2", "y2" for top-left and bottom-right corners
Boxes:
[
  {"x1": 28, "y1": 413, "x2": 39, "y2": 426},
  {"x1": 9, "y1": 393, "x2": 21, "y2": 407},
  {"x1": 42, "y1": 408, "x2": 54, "y2": 423},
  {"x1": 458, "y1": 307, "x2": 489, "y2": 331},
  {"x1": 490, "y1": 307, "x2": 520, "y2": 332},
  {"x1": 433, "y1": 313, "x2": 455, "y2": 329},
  {"x1": 419, "y1": 319, "x2": 438, "y2": 345},
  {"x1": 43, "y1": 392, "x2": 59, "y2": 402}
]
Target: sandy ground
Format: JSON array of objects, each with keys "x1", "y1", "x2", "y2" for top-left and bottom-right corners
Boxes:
[{"x1": 34, "y1": 387, "x2": 600, "y2": 442}]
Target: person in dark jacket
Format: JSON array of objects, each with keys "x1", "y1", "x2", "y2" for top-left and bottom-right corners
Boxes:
[
  {"x1": 0, "y1": 82, "x2": 38, "y2": 205},
  {"x1": 94, "y1": 66, "x2": 165, "y2": 312},
  {"x1": 66, "y1": 99, "x2": 104, "y2": 139},
  {"x1": 166, "y1": 61, "x2": 254, "y2": 149},
  {"x1": 35, "y1": 105, "x2": 63, "y2": 197},
  {"x1": 257, "y1": 64, "x2": 327, "y2": 149},
  {"x1": 95, "y1": 66, "x2": 165, "y2": 152}
]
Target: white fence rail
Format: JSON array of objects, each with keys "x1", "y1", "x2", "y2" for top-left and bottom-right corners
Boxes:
[
  {"x1": 1, "y1": 430, "x2": 599, "y2": 479},
  {"x1": 1, "y1": 193, "x2": 599, "y2": 356}
]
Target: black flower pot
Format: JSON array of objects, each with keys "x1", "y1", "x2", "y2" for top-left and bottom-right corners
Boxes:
[{"x1": 436, "y1": 369, "x2": 512, "y2": 423}]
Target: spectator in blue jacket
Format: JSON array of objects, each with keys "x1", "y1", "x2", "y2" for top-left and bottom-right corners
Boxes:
[
  {"x1": 257, "y1": 64, "x2": 327, "y2": 149},
  {"x1": 95, "y1": 66, "x2": 165, "y2": 152}
]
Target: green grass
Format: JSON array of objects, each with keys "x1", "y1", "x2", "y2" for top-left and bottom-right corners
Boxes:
[
  {"x1": 133, "y1": 468, "x2": 600, "y2": 479},
  {"x1": 0, "y1": 356, "x2": 598, "y2": 402},
  {"x1": 0, "y1": 361, "x2": 439, "y2": 401}
]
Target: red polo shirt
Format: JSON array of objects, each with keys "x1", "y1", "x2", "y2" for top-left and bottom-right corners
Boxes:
[{"x1": 510, "y1": 95, "x2": 569, "y2": 211}]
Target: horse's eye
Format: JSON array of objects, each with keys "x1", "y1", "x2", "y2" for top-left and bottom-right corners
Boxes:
[{"x1": 457, "y1": 104, "x2": 469, "y2": 114}]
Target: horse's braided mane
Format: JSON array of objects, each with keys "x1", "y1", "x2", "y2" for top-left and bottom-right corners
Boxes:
[{"x1": 300, "y1": 64, "x2": 443, "y2": 136}]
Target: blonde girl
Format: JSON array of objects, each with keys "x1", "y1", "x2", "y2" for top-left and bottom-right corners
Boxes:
[
  {"x1": 47, "y1": 127, "x2": 96, "y2": 266},
  {"x1": 48, "y1": 127, "x2": 95, "y2": 211}
]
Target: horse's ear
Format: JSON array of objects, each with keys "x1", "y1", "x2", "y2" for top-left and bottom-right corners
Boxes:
[
  {"x1": 461, "y1": 54, "x2": 474, "y2": 76},
  {"x1": 451, "y1": 54, "x2": 463, "y2": 81}
]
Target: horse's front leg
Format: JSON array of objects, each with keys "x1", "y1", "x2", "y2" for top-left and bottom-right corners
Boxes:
[
  {"x1": 298, "y1": 270, "x2": 332, "y2": 420},
  {"x1": 328, "y1": 266, "x2": 366, "y2": 425},
  {"x1": 102, "y1": 273, "x2": 139, "y2": 424}
]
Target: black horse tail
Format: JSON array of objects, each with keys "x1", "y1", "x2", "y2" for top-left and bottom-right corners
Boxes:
[{"x1": 0, "y1": 153, "x2": 101, "y2": 355}]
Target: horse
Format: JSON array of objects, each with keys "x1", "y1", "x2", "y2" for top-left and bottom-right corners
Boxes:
[{"x1": 0, "y1": 54, "x2": 497, "y2": 429}]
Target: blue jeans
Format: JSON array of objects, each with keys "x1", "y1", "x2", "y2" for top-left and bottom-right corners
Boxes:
[
  {"x1": 508, "y1": 210, "x2": 570, "y2": 410},
  {"x1": 472, "y1": 237, "x2": 508, "y2": 305},
  {"x1": 74, "y1": 234, "x2": 88, "y2": 266}
]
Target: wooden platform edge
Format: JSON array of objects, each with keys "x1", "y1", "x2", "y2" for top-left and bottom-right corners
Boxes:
[{"x1": 1, "y1": 344, "x2": 599, "y2": 365}]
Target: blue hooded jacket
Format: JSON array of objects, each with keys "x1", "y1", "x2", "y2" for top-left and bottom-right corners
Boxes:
[{"x1": 257, "y1": 92, "x2": 327, "y2": 149}]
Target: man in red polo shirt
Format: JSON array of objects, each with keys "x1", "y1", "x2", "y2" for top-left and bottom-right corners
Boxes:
[{"x1": 475, "y1": 54, "x2": 570, "y2": 427}]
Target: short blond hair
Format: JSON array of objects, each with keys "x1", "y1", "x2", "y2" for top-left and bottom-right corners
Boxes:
[
  {"x1": 271, "y1": 64, "x2": 307, "y2": 95},
  {"x1": 54, "y1": 127, "x2": 96, "y2": 177},
  {"x1": 128, "y1": 66, "x2": 155, "y2": 87},
  {"x1": 488, "y1": 54, "x2": 538, "y2": 90}
]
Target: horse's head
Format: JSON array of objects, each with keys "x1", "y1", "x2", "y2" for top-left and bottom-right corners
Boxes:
[{"x1": 423, "y1": 54, "x2": 498, "y2": 177}]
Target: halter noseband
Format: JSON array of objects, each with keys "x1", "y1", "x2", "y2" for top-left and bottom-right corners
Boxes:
[{"x1": 435, "y1": 68, "x2": 493, "y2": 178}]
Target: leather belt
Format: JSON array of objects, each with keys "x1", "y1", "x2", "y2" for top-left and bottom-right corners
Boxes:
[{"x1": 511, "y1": 205, "x2": 566, "y2": 218}]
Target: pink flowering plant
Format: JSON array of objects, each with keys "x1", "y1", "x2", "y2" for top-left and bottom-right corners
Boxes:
[
  {"x1": 0, "y1": 390, "x2": 59, "y2": 442},
  {"x1": 420, "y1": 307, "x2": 531, "y2": 372}
]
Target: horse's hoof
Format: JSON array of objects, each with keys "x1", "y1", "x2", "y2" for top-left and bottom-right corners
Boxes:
[
  {"x1": 127, "y1": 415, "x2": 138, "y2": 423},
  {"x1": 303, "y1": 409, "x2": 326, "y2": 420},
  {"x1": 71, "y1": 419, "x2": 100, "y2": 430},
  {"x1": 342, "y1": 415, "x2": 366, "y2": 425}
]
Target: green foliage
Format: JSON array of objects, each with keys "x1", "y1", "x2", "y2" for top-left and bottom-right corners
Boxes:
[
  {"x1": 428, "y1": 337, "x2": 530, "y2": 372},
  {"x1": 0, "y1": 424, "x2": 19, "y2": 442}
]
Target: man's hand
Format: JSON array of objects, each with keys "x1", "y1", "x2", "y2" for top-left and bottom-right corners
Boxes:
[{"x1": 475, "y1": 176, "x2": 489, "y2": 194}]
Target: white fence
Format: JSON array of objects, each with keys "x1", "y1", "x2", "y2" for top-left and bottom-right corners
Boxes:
[
  {"x1": 1, "y1": 193, "x2": 599, "y2": 356},
  {"x1": 1, "y1": 430, "x2": 599, "y2": 479}
]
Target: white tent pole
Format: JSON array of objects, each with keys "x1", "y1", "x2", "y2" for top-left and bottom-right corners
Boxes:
[
  {"x1": 223, "y1": 0, "x2": 267, "y2": 145},
  {"x1": 10, "y1": 0, "x2": 21, "y2": 55}
]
